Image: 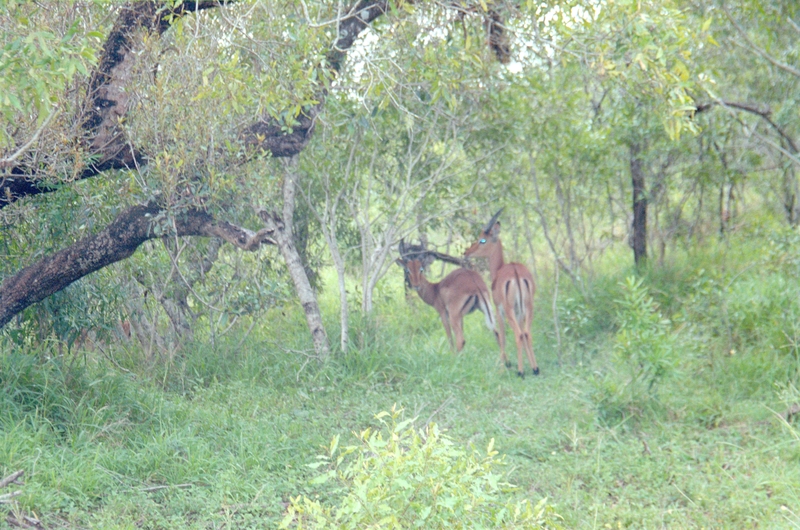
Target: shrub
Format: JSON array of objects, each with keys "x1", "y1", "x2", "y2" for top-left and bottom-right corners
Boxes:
[
  {"x1": 281, "y1": 407, "x2": 562, "y2": 529},
  {"x1": 592, "y1": 277, "x2": 678, "y2": 422}
]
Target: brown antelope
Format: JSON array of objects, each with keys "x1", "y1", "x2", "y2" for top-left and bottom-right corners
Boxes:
[
  {"x1": 464, "y1": 209, "x2": 539, "y2": 377},
  {"x1": 396, "y1": 240, "x2": 496, "y2": 352}
]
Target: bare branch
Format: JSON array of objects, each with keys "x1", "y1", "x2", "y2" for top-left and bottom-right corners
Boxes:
[
  {"x1": 0, "y1": 491, "x2": 22, "y2": 504},
  {"x1": 399, "y1": 245, "x2": 469, "y2": 268},
  {"x1": 140, "y1": 483, "x2": 194, "y2": 493},
  {"x1": 789, "y1": 17, "x2": 800, "y2": 35},
  {"x1": 0, "y1": 109, "x2": 60, "y2": 169},
  {"x1": 721, "y1": 4, "x2": 800, "y2": 78},
  {"x1": 0, "y1": 471, "x2": 24, "y2": 490},
  {"x1": 696, "y1": 99, "x2": 799, "y2": 154}
]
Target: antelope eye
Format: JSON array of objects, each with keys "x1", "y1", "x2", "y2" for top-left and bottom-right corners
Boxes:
[
  {"x1": 420, "y1": 267, "x2": 424, "y2": 273},
  {"x1": 479, "y1": 238, "x2": 486, "y2": 244}
]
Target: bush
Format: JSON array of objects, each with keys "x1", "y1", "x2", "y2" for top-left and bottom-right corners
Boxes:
[
  {"x1": 592, "y1": 277, "x2": 678, "y2": 422},
  {"x1": 281, "y1": 407, "x2": 562, "y2": 529}
]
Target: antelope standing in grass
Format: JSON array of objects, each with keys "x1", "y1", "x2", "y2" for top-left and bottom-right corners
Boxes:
[
  {"x1": 396, "y1": 240, "x2": 496, "y2": 352},
  {"x1": 465, "y1": 209, "x2": 539, "y2": 377}
]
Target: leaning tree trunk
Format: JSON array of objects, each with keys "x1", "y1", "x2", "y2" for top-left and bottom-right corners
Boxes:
[
  {"x1": 0, "y1": 0, "x2": 389, "y2": 329},
  {"x1": 259, "y1": 158, "x2": 329, "y2": 357},
  {"x1": 0, "y1": 203, "x2": 274, "y2": 328},
  {"x1": 630, "y1": 142, "x2": 647, "y2": 267}
]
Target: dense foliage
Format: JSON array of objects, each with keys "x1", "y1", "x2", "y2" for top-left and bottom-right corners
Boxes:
[
  {"x1": 2, "y1": 0, "x2": 800, "y2": 527},
  {"x1": 282, "y1": 407, "x2": 562, "y2": 529}
]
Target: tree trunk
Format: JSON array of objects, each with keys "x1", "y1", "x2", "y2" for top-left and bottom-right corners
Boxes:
[
  {"x1": 0, "y1": 203, "x2": 274, "y2": 328},
  {"x1": 783, "y1": 165, "x2": 798, "y2": 226},
  {"x1": 331, "y1": 237, "x2": 349, "y2": 354},
  {"x1": 362, "y1": 229, "x2": 395, "y2": 315},
  {"x1": 630, "y1": 142, "x2": 647, "y2": 267},
  {"x1": 1, "y1": 1, "x2": 231, "y2": 208},
  {"x1": 361, "y1": 231, "x2": 373, "y2": 314},
  {"x1": 259, "y1": 158, "x2": 329, "y2": 357},
  {"x1": 319, "y1": 203, "x2": 349, "y2": 353},
  {"x1": 0, "y1": 0, "x2": 387, "y2": 328},
  {"x1": 302, "y1": 178, "x2": 348, "y2": 353}
]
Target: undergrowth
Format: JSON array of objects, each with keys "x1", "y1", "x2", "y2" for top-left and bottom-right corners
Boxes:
[{"x1": 2, "y1": 231, "x2": 800, "y2": 528}]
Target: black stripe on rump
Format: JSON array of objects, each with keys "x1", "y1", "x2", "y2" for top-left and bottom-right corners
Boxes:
[{"x1": 461, "y1": 295, "x2": 478, "y2": 314}]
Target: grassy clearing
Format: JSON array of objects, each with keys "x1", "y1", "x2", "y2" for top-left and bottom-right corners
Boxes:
[{"x1": 2, "y1": 234, "x2": 800, "y2": 528}]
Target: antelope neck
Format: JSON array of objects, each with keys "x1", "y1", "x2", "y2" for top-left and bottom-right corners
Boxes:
[
  {"x1": 488, "y1": 240, "x2": 505, "y2": 280},
  {"x1": 414, "y1": 275, "x2": 439, "y2": 306}
]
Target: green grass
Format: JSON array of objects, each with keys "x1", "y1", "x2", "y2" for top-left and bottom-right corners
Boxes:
[{"x1": 2, "y1": 234, "x2": 800, "y2": 528}]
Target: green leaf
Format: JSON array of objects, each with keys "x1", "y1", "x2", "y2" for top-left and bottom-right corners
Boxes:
[{"x1": 329, "y1": 434, "x2": 339, "y2": 457}]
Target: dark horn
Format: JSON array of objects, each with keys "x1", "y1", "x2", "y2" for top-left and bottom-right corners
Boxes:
[
  {"x1": 399, "y1": 238, "x2": 406, "y2": 257},
  {"x1": 483, "y1": 207, "x2": 504, "y2": 233}
]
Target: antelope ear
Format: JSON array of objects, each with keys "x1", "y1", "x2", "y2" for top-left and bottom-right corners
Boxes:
[
  {"x1": 488, "y1": 221, "x2": 501, "y2": 239},
  {"x1": 395, "y1": 258, "x2": 405, "y2": 267}
]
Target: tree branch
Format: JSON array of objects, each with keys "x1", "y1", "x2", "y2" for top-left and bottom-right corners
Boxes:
[
  {"x1": 239, "y1": 0, "x2": 389, "y2": 156},
  {"x1": 0, "y1": 108, "x2": 60, "y2": 169},
  {"x1": 0, "y1": 0, "x2": 390, "y2": 328},
  {"x1": 721, "y1": 5, "x2": 800, "y2": 79},
  {"x1": 696, "y1": 99, "x2": 799, "y2": 154},
  {"x1": 1, "y1": 1, "x2": 233, "y2": 208},
  {"x1": 0, "y1": 202, "x2": 273, "y2": 328},
  {"x1": 0, "y1": 471, "x2": 24, "y2": 490}
]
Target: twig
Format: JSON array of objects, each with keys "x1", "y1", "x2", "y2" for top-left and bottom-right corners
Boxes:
[
  {"x1": 234, "y1": 319, "x2": 258, "y2": 352},
  {"x1": 424, "y1": 395, "x2": 454, "y2": 425},
  {"x1": 789, "y1": 17, "x2": 800, "y2": 35},
  {"x1": 784, "y1": 404, "x2": 800, "y2": 422},
  {"x1": 698, "y1": 96, "x2": 800, "y2": 167},
  {"x1": 0, "y1": 470, "x2": 24, "y2": 489},
  {"x1": 696, "y1": 99, "x2": 799, "y2": 154},
  {"x1": 140, "y1": 483, "x2": 194, "y2": 493},
  {"x1": 0, "y1": 108, "x2": 59, "y2": 168},
  {"x1": 299, "y1": 0, "x2": 361, "y2": 29},
  {"x1": 725, "y1": 262, "x2": 759, "y2": 291},
  {"x1": 497, "y1": 422, "x2": 518, "y2": 435},
  {"x1": 0, "y1": 491, "x2": 22, "y2": 504},
  {"x1": 5, "y1": 513, "x2": 42, "y2": 528},
  {"x1": 93, "y1": 340, "x2": 132, "y2": 374},
  {"x1": 672, "y1": 483, "x2": 699, "y2": 507}
]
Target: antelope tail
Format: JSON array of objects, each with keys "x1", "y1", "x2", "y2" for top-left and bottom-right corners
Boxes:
[
  {"x1": 478, "y1": 290, "x2": 495, "y2": 330},
  {"x1": 513, "y1": 270, "x2": 526, "y2": 323}
]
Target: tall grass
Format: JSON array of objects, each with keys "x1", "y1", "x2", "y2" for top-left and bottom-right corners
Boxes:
[{"x1": 2, "y1": 230, "x2": 800, "y2": 527}]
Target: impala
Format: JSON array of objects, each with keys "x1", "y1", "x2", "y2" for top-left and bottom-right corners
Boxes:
[
  {"x1": 465, "y1": 209, "x2": 539, "y2": 376},
  {"x1": 396, "y1": 240, "x2": 496, "y2": 352}
]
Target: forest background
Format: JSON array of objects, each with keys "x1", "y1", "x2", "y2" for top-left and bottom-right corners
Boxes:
[{"x1": 1, "y1": 0, "x2": 800, "y2": 527}]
